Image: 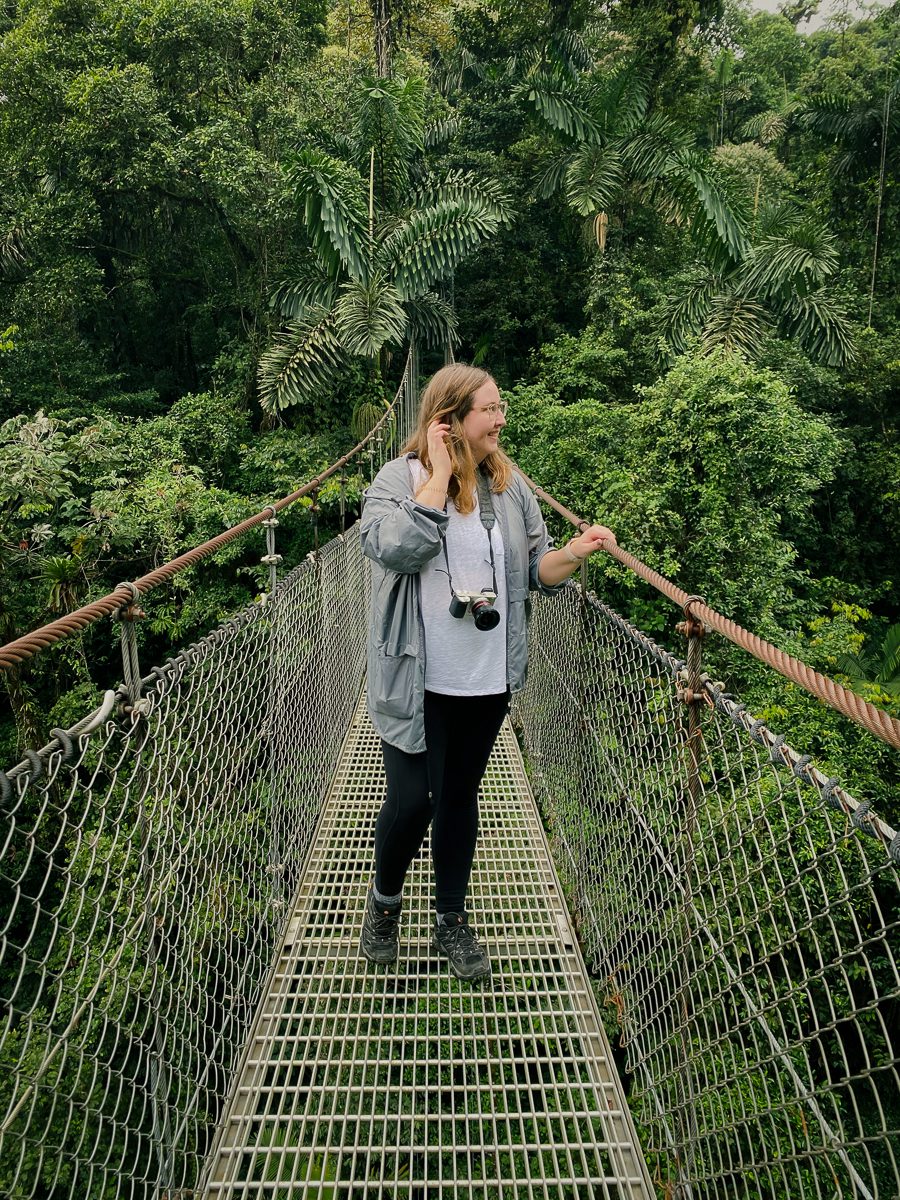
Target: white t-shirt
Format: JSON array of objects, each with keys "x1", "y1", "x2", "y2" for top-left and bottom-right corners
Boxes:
[{"x1": 411, "y1": 461, "x2": 508, "y2": 696}]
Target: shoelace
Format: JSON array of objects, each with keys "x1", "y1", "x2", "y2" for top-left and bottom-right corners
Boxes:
[
  {"x1": 370, "y1": 909, "x2": 399, "y2": 938},
  {"x1": 440, "y1": 922, "x2": 482, "y2": 962}
]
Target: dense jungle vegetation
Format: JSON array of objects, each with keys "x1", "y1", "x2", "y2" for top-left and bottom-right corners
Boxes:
[
  {"x1": 1, "y1": 0, "x2": 899, "y2": 798},
  {"x1": 1, "y1": 3, "x2": 899, "y2": 1197}
]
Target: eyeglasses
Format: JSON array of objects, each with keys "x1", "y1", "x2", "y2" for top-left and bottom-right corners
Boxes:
[{"x1": 475, "y1": 400, "x2": 508, "y2": 417}]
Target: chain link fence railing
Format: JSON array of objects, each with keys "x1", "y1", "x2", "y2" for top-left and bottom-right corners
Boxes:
[
  {"x1": 514, "y1": 584, "x2": 899, "y2": 1200},
  {"x1": 3, "y1": 380, "x2": 898, "y2": 1198},
  {"x1": 0, "y1": 527, "x2": 370, "y2": 1199}
]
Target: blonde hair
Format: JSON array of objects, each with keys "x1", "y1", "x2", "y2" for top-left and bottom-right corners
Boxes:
[{"x1": 401, "y1": 363, "x2": 512, "y2": 515}]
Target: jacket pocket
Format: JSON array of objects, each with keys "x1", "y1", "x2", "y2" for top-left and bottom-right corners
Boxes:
[
  {"x1": 372, "y1": 646, "x2": 417, "y2": 719},
  {"x1": 507, "y1": 583, "x2": 532, "y2": 621}
]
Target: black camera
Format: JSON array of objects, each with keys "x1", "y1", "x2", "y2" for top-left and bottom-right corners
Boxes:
[{"x1": 448, "y1": 588, "x2": 501, "y2": 631}]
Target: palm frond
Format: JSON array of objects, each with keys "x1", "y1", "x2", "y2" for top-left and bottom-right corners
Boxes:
[
  {"x1": 879, "y1": 623, "x2": 900, "y2": 683},
  {"x1": 431, "y1": 47, "x2": 484, "y2": 95},
  {"x1": 518, "y1": 73, "x2": 601, "y2": 143},
  {"x1": 383, "y1": 200, "x2": 505, "y2": 299},
  {"x1": 799, "y1": 93, "x2": 863, "y2": 142},
  {"x1": 536, "y1": 150, "x2": 574, "y2": 199},
  {"x1": 742, "y1": 110, "x2": 783, "y2": 143},
  {"x1": 271, "y1": 259, "x2": 338, "y2": 321},
  {"x1": 353, "y1": 74, "x2": 426, "y2": 157},
  {"x1": 290, "y1": 149, "x2": 369, "y2": 282},
  {"x1": 564, "y1": 147, "x2": 625, "y2": 216},
  {"x1": 258, "y1": 310, "x2": 346, "y2": 413},
  {"x1": 592, "y1": 62, "x2": 649, "y2": 134},
  {"x1": 778, "y1": 288, "x2": 855, "y2": 366},
  {"x1": 701, "y1": 292, "x2": 772, "y2": 359},
  {"x1": 424, "y1": 118, "x2": 460, "y2": 148},
  {"x1": 656, "y1": 271, "x2": 718, "y2": 356},
  {"x1": 723, "y1": 82, "x2": 754, "y2": 104},
  {"x1": 0, "y1": 225, "x2": 27, "y2": 278},
  {"x1": 547, "y1": 28, "x2": 593, "y2": 75},
  {"x1": 352, "y1": 75, "x2": 426, "y2": 204},
  {"x1": 620, "y1": 114, "x2": 692, "y2": 179},
  {"x1": 739, "y1": 221, "x2": 839, "y2": 297},
  {"x1": 333, "y1": 275, "x2": 407, "y2": 357},
  {"x1": 408, "y1": 170, "x2": 513, "y2": 225},
  {"x1": 671, "y1": 151, "x2": 750, "y2": 263},
  {"x1": 403, "y1": 291, "x2": 458, "y2": 349}
]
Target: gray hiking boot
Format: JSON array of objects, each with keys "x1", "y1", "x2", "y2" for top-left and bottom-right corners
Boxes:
[
  {"x1": 432, "y1": 912, "x2": 491, "y2": 981},
  {"x1": 360, "y1": 889, "x2": 401, "y2": 964}
]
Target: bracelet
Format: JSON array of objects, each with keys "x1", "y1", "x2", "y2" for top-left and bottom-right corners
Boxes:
[{"x1": 563, "y1": 542, "x2": 584, "y2": 565}]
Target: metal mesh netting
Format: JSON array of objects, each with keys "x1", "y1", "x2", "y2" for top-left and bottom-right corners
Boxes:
[
  {"x1": 203, "y1": 694, "x2": 653, "y2": 1199},
  {"x1": 0, "y1": 527, "x2": 368, "y2": 1199},
  {"x1": 514, "y1": 585, "x2": 900, "y2": 1199},
  {"x1": 2, "y1": 509, "x2": 899, "y2": 1197}
]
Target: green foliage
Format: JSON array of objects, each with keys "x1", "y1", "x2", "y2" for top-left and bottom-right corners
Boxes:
[
  {"x1": 507, "y1": 345, "x2": 841, "y2": 635},
  {"x1": 258, "y1": 72, "x2": 508, "y2": 413}
]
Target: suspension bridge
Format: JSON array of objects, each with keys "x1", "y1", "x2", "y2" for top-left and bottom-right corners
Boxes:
[{"x1": 1, "y1": 356, "x2": 898, "y2": 1199}]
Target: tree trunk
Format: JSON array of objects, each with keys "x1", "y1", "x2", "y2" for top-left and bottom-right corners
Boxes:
[
  {"x1": 370, "y1": 0, "x2": 392, "y2": 78},
  {"x1": 3, "y1": 664, "x2": 45, "y2": 758}
]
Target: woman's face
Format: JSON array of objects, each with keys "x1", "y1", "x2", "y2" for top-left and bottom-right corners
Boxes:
[{"x1": 461, "y1": 379, "x2": 506, "y2": 464}]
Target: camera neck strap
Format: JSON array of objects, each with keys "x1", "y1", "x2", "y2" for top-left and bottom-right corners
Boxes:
[{"x1": 441, "y1": 466, "x2": 499, "y2": 598}]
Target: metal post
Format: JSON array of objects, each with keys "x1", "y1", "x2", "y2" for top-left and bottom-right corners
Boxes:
[
  {"x1": 261, "y1": 507, "x2": 285, "y2": 912},
  {"x1": 339, "y1": 468, "x2": 347, "y2": 534},
  {"x1": 310, "y1": 490, "x2": 320, "y2": 555},
  {"x1": 261, "y1": 506, "x2": 282, "y2": 600},
  {"x1": 670, "y1": 595, "x2": 706, "y2": 1199},
  {"x1": 116, "y1": 584, "x2": 175, "y2": 1198}
]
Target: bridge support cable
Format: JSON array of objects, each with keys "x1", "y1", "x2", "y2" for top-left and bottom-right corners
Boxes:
[
  {"x1": 202, "y1": 691, "x2": 654, "y2": 1199},
  {"x1": 515, "y1": 585, "x2": 899, "y2": 1200},
  {"x1": 1, "y1": 516, "x2": 897, "y2": 1196}
]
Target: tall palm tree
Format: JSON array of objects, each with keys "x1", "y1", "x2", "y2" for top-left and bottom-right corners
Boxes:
[
  {"x1": 259, "y1": 75, "x2": 508, "y2": 414},
  {"x1": 525, "y1": 61, "x2": 748, "y2": 261}
]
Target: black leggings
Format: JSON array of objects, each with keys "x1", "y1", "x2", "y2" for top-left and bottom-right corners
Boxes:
[{"x1": 374, "y1": 689, "x2": 510, "y2": 913}]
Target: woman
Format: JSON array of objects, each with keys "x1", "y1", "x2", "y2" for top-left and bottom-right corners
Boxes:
[{"x1": 359, "y1": 363, "x2": 615, "y2": 980}]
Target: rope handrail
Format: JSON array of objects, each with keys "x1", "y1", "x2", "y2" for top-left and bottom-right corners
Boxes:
[
  {"x1": 516, "y1": 465, "x2": 900, "y2": 752},
  {"x1": 3, "y1": 393, "x2": 898, "y2": 751},
  {"x1": 0, "y1": 356, "x2": 412, "y2": 672}
]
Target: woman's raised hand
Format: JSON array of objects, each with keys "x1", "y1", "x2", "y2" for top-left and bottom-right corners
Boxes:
[{"x1": 426, "y1": 419, "x2": 453, "y2": 482}]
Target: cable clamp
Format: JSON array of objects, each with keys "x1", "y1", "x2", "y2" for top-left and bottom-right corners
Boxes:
[
  {"x1": 115, "y1": 581, "x2": 144, "y2": 622},
  {"x1": 821, "y1": 777, "x2": 843, "y2": 812}
]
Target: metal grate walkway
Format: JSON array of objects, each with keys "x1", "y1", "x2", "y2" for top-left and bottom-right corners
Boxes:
[{"x1": 203, "y1": 692, "x2": 653, "y2": 1198}]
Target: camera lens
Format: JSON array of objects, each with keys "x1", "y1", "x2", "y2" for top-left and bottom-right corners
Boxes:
[{"x1": 471, "y1": 599, "x2": 501, "y2": 631}]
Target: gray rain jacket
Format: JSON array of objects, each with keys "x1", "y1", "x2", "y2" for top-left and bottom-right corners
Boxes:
[{"x1": 360, "y1": 453, "x2": 563, "y2": 752}]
